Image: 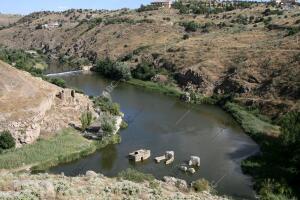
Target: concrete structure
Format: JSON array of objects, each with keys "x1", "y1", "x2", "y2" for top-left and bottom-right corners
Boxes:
[
  {"x1": 188, "y1": 156, "x2": 200, "y2": 167},
  {"x1": 129, "y1": 149, "x2": 151, "y2": 162},
  {"x1": 274, "y1": 0, "x2": 296, "y2": 4},
  {"x1": 188, "y1": 168, "x2": 196, "y2": 174},
  {"x1": 151, "y1": 0, "x2": 173, "y2": 8},
  {"x1": 165, "y1": 151, "x2": 175, "y2": 165},
  {"x1": 154, "y1": 151, "x2": 175, "y2": 164}
]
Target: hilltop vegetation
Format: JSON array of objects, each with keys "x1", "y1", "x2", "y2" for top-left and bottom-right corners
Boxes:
[{"x1": 0, "y1": 3, "x2": 298, "y2": 120}]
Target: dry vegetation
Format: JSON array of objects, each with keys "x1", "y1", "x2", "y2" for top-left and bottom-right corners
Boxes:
[{"x1": 0, "y1": 4, "x2": 298, "y2": 119}]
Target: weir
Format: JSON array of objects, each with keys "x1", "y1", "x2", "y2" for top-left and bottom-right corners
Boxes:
[{"x1": 45, "y1": 70, "x2": 84, "y2": 77}]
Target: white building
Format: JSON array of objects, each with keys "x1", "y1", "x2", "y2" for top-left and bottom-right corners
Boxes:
[{"x1": 151, "y1": 0, "x2": 173, "y2": 8}]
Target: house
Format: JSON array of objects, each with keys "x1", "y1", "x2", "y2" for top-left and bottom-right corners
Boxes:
[
  {"x1": 274, "y1": 0, "x2": 296, "y2": 4},
  {"x1": 41, "y1": 22, "x2": 60, "y2": 29},
  {"x1": 151, "y1": 0, "x2": 173, "y2": 8},
  {"x1": 128, "y1": 149, "x2": 151, "y2": 162}
]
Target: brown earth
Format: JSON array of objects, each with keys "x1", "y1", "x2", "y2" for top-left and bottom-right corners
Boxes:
[
  {"x1": 0, "y1": 5, "x2": 299, "y2": 118},
  {"x1": 0, "y1": 60, "x2": 95, "y2": 146},
  {"x1": 0, "y1": 14, "x2": 21, "y2": 27}
]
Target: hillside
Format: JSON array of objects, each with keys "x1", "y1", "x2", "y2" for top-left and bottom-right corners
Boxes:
[
  {"x1": 0, "y1": 5, "x2": 299, "y2": 118},
  {"x1": 0, "y1": 60, "x2": 95, "y2": 146},
  {"x1": 0, "y1": 14, "x2": 21, "y2": 27},
  {"x1": 0, "y1": 171, "x2": 228, "y2": 200}
]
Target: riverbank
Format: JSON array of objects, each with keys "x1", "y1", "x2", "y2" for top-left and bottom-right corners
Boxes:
[
  {"x1": 0, "y1": 171, "x2": 228, "y2": 200},
  {"x1": 0, "y1": 129, "x2": 121, "y2": 172},
  {"x1": 125, "y1": 77, "x2": 292, "y2": 198}
]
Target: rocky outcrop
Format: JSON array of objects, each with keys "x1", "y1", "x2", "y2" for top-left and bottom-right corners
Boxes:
[
  {"x1": 0, "y1": 172, "x2": 229, "y2": 200},
  {"x1": 0, "y1": 60, "x2": 96, "y2": 146}
]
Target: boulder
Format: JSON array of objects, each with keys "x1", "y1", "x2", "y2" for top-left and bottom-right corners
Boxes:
[
  {"x1": 163, "y1": 176, "x2": 188, "y2": 191},
  {"x1": 188, "y1": 156, "x2": 200, "y2": 167},
  {"x1": 86, "y1": 170, "x2": 98, "y2": 177}
]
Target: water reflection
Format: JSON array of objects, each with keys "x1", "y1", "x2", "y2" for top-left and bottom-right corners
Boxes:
[{"x1": 99, "y1": 145, "x2": 117, "y2": 171}]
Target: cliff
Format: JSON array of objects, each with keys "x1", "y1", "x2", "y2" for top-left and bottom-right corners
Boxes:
[{"x1": 0, "y1": 60, "x2": 95, "y2": 146}]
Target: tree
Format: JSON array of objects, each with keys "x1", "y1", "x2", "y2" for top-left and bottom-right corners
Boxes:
[
  {"x1": 0, "y1": 130, "x2": 16, "y2": 150},
  {"x1": 94, "y1": 59, "x2": 132, "y2": 81},
  {"x1": 132, "y1": 61, "x2": 156, "y2": 81}
]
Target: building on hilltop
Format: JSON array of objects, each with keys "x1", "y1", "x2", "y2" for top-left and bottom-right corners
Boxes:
[
  {"x1": 151, "y1": 0, "x2": 173, "y2": 8},
  {"x1": 274, "y1": 0, "x2": 296, "y2": 4}
]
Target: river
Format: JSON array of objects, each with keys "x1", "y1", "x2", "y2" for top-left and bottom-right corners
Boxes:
[{"x1": 49, "y1": 72, "x2": 259, "y2": 199}]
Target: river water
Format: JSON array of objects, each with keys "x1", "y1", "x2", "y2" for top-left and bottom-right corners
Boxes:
[{"x1": 49, "y1": 72, "x2": 259, "y2": 199}]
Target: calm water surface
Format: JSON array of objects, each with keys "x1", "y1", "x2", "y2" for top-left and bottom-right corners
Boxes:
[{"x1": 49, "y1": 72, "x2": 259, "y2": 199}]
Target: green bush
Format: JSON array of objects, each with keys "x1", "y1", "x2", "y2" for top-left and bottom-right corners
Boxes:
[
  {"x1": 101, "y1": 119, "x2": 115, "y2": 136},
  {"x1": 0, "y1": 130, "x2": 15, "y2": 150},
  {"x1": 180, "y1": 21, "x2": 199, "y2": 32},
  {"x1": 44, "y1": 77, "x2": 66, "y2": 88},
  {"x1": 137, "y1": 4, "x2": 159, "y2": 12},
  {"x1": 118, "y1": 168, "x2": 155, "y2": 183},
  {"x1": 93, "y1": 96, "x2": 120, "y2": 116},
  {"x1": 80, "y1": 111, "x2": 93, "y2": 131},
  {"x1": 94, "y1": 59, "x2": 132, "y2": 81},
  {"x1": 132, "y1": 61, "x2": 156, "y2": 81}
]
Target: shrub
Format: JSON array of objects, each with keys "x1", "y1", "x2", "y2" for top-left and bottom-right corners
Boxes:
[
  {"x1": 183, "y1": 34, "x2": 189, "y2": 40},
  {"x1": 80, "y1": 111, "x2": 93, "y2": 131},
  {"x1": 132, "y1": 61, "x2": 156, "y2": 81},
  {"x1": 94, "y1": 59, "x2": 132, "y2": 80},
  {"x1": 180, "y1": 21, "x2": 199, "y2": 32},
  {"x1": 93, "y1": 96, "x2": 120, "y2": 116},
  {"x1": 118, "y1": 168, "x2": 155, "y2": 183},
  {"x1": 192, "y1": 179, "x2": 212, "y2": 192},
  {"x1": 101, "y1": 118, "x2": 115, "y2": 136},
  {"x1": 0, "y1": 130, "x2": 16, "y2": 150},
  {"x1": 45, "y1": 77, "x2": 66, "y2": 88},
  {"x1": 137, "y1": 4, "x2": 159, "y2": 12}
]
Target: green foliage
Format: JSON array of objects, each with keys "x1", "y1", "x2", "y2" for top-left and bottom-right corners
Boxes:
[
  {"x1": 259, "y1": 179, "x2": 294, "y2": 200},
  {"x1": 104, "y1": 17, "x2": 135, "y2": 25},
  {"x1": 101, "y1": 118, "x2": 115, "y2": 136},
  {"x1": 0, "y1": 47, "x2": 47, "y2": 74},
  {"x1": 173, "y1": 0, "x2": 241, "y2": 15},
  {"x1": 224, "y1": 102, "x2": 280, "y2": 137},
  {"x1": 287, "y1": 26, "x2": 300, "y2": 36},
  {"x1": 0, "y1": 129, "x2": 95, "y2": 170},
  {"x1": 279, "y1": 111, "x2": 300, "y2": 146},
  {"x1": 262, "y1": 9, "x2": 284, "y2": 16},
  {"x1": 0, "y1": 130, "x2": 15, "y2": 151},
  {"x1": 180, "y1": 21, "x2": 200, "y2": 32},
  {"x1": 94, "y1": 59, "x2": 131, "y2": 81},
  {"x1": 120, "y1": 121, "x2": 128, "y2": 129},
  {"x1": 137, "y1": 4, "x2": 159, "y2": 12},
  {"x1": 127, "y1": 79, "x2": 182, "y2": 98},
  {"x1": 118, "y1": 168, "x2": 155, "y2": 183},
  {"x1": 44, "y1": 77, "x2": 66, "y2": 88},
  {"x1": 241, "y1": 111, "x2": 300, "y2": 199},
  {"x1": 132, "y1": 61, "x2": 156, "y2": 81},
  {"x1": 192, "y1": 179, "x2": 212, "y2": 192},
  {"x1": 80, "y1": 111, "x2": 93, "y2": 131},
  {"x1": 93, "y1": 96, "x2": 120, "y2": 116}
]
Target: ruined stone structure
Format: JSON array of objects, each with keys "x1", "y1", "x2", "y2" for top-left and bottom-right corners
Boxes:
[{"x1": 129, "y1": 149, "x2": 151, "y2": 162}]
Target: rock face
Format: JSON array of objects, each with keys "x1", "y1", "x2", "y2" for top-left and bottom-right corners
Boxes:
[{"x1": 0, "y1": 61, "x2": 95, "y2": 146}]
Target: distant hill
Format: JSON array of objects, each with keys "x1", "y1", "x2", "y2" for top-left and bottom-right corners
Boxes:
[
  {"x1": 0, "y1": 4, "x2": 299, "y2": 118},
  {"x1": 0, "y1": 14, "x2": 22, "y2": 27}
]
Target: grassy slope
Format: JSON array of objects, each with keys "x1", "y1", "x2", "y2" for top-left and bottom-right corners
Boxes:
[
  {"x1": 224, "y1": 102, "x2": 280, "y2": 138},
  {"x1": 0, "y1": 129, "x2": 121, "y2": 171},
  {"x1": 127, "y1": 79, "x2": 183, "y2": 98}
]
